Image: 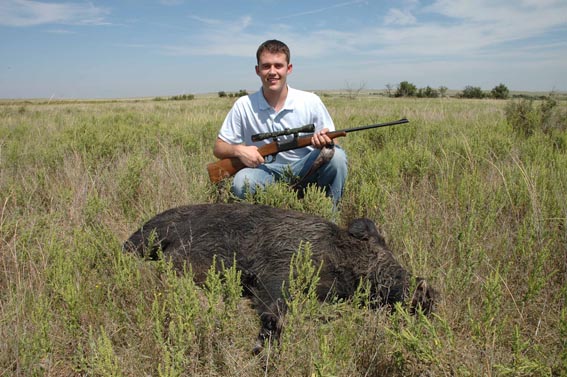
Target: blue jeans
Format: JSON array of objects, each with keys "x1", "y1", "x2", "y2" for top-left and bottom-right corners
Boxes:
[{"x1": 232, "y1": 147, "x2": 348, "y2": 207}]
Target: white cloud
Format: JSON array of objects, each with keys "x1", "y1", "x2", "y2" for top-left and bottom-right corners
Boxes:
[
  {"x1": 189, "y1": 15, "x2": 252, "y2": 33},
  {"x1": 158, "y1": 15, "x2": 265, "y2": 57},
  {"x1": 384, "y1": 8, "x2": 417, "y2": 26},
  {"x1": 188, "y1": 15, "x2": 223, "y2": 26},
  {"x1": 45, "y1": 28, "x2": 75, "y2": 34},
  {"x1": 277, "y1": 0, "x2": 367, "y2": 20},
  {"x1": 162, "y1": 1, "x2": 565, "y2": 62},
  {"x1": 122, "y1": 0, "x2": 565, "y2": 93},
  {"x1": 427, "y1": 0, "x2": 567, "y2": 31},
  {"x1": 0, "y1": 0, "x2": 109, "y2": 27},
  {"x1": 326, "y1": 1, "x2": 567, "y2": 60}
]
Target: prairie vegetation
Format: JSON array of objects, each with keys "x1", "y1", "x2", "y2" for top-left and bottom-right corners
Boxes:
[{"x1": 1, "y1": 94, "x2": 566, "y2": 376}]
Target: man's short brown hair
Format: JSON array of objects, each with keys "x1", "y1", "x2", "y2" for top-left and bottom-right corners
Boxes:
[{"x1": 256, "y1": 40, "x2": 290, "y2": 64}]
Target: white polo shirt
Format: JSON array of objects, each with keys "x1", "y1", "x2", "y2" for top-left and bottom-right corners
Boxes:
[{"x1": 218, "y1": 86, "x2": 335, "y2": 164}]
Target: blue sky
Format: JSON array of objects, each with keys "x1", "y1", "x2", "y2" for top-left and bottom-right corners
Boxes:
[{"x1": 1, "y1": 0, "x2": 566, "y2": 99}]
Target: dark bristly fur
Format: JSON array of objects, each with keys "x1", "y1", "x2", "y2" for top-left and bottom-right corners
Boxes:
[{"x1": 123, "y1": 203, "x2": 436, "y2": 353}]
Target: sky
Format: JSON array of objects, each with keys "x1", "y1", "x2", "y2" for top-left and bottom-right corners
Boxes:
[{"x1": 1, "y1": 0, "x2": 566, "y2": 99}]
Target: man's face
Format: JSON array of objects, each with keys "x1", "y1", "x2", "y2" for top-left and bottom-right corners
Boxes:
[{"x1": 255, "y1": 51, "x2": 292, "y2": 94}]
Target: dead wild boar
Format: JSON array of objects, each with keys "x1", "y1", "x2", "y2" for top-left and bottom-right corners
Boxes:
[{"x1": 123, "y1": 203, "x2": 436, "y2": 353}]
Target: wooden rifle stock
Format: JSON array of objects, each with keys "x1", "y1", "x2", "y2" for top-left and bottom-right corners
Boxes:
[{"x1": 206, "y1": 118, "x2": 408, "y2": 184}]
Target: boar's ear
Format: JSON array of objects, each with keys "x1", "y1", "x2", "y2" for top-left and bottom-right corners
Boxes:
[
  {"x1": 409, "y1": 278, "x2": 436, "y2": 315},
  {"x1": 348, "y1": 218, "x2": 387, "y2": 247}
]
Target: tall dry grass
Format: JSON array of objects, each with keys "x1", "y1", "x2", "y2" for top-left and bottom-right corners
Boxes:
[{"x1": 1, "y1": 94, "x2": 566, "y2": 376}]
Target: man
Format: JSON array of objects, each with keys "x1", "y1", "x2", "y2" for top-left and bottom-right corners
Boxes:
[{"x1": 214, "y1": 39, "x2": 348, "y2": 207}]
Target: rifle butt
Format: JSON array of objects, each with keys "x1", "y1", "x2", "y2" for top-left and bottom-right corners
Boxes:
[{"x1": 207, "y1": 157, "x2": 245, "y2": 184}]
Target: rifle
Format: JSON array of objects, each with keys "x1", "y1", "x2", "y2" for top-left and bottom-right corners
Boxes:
[{"x1": 206, "y1": 118, "x2": 409, "y2": 184}]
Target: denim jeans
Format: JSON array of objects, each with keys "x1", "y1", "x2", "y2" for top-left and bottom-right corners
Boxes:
[{"x1": 232, "y1": 146, "x2": 348, "y2": 207}]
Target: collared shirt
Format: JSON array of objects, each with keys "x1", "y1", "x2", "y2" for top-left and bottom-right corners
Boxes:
[{"x1": 218, "y1": 86, "x2": 335, "y2": 164}]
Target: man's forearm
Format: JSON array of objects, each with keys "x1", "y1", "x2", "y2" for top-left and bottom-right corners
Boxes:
[{"x1": 213, "y1": 138, "x2": 239, "y2": 159}]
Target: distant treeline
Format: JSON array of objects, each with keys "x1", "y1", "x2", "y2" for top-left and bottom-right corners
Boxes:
[
  {"x1": 152, "y1": 84, "x2": 562, "y2": 102},
  {"x1": 217, "y1": 90, "x2": 248, "y2": 98},
  {"x1": 153, "y1": 94, "x2": 195, "y2": 101},
  {"x1": 387, "y1": 81, "x2": 512, "y2": 99},
  {"x1": 152, "y1": 91, "x2": 249, "y2": 101}
]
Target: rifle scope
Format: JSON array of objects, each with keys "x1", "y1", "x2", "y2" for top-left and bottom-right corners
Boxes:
[{"x1": 251, "y1": 124, "x2": 315, "y2": 142}]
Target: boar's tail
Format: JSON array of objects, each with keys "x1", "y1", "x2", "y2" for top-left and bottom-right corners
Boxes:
[
  {"x1": 122, "y1": 227, "x2": 166, "y2": 260},
  {"x1": 409, "y1": 278, "x2": 436, "y2": 315}
]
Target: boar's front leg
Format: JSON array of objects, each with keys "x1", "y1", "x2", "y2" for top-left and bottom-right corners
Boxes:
[
  {"x1": 251, "y1": 274, "x2": 287, "y2": 354},
  {"x1": 253, "y1": 298, "x2": 287, "y2": 355}
]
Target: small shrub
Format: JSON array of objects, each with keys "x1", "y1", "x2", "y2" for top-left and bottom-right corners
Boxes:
[
  {"x1": 232, "y1": 89, "x2": 248, "y2": 98},
  {"x1": 395, "y1": 81, "x2": 417, "y2": 97},
  {"x1": 218, "y1": 90, "x2": 248, "y2": 98},
  {"x1": 169, "y1": 94, "x2": 194, "y2": 101},
  {"x1": 460, "y1": 86, "x2": 485, "y2": 99},
  {"x1": 505, "y1": 99, "x2": 539, "y2": 136},
  {"x1": 491, "y1": 83, "x2": 510, "y2": 99},
  {"x1": 417, "y1": 86, "x2": 439, "y2": 98},
  {"x1": 539, "y1": 96, "x2": 567, "y2": 134},
  {"x1": 505, "y1": 96, "x2": 567, "y2": 136}
]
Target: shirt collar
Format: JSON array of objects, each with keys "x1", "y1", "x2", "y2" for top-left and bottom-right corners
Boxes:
[{"x1": 258, "y1": 86, "x2": 295, "y2": 112}]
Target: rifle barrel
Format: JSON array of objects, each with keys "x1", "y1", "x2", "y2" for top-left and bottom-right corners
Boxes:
[{"x1": 342, "y1": 118, "x2": 408, "y2": 133}]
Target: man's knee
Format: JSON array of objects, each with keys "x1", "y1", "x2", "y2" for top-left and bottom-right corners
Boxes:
[
  {"x1": 232, "y1": 168, "x2": 274, "y2": 198},
  {"x1": 232, "y1": 170, "x2": 254, "y2": 198},
  {"x1": 328, "y1": 147, "x2": 348, "y2": 174}
]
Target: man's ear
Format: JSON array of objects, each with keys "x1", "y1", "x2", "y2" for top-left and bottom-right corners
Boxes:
[
  {"x1": 255, "y1": 65, "x2": 260, "y2": 76},
  {"x1": 287, "y1": 63, "x2": 293, "y2": 74}
]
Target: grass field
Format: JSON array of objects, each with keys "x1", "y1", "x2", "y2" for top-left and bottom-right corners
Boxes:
[{"x1": 1, "y1": 94, "x2": 566, "y2": 376}]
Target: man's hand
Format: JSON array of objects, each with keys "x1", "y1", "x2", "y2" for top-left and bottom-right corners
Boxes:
[
  {"x1": 214, "y1": 138, "x2": 265, "y2": 168},
  {"x1": 235, "y1": 145, "x2": 265, "y2": 168},
  {"x1": 311, "y1": 128, "x2": 334, "y2": 149}
]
